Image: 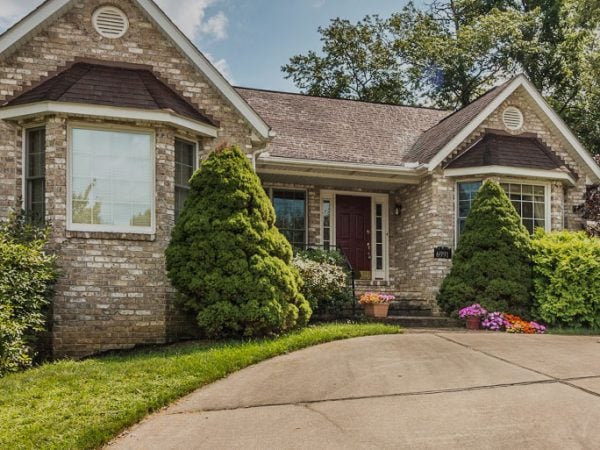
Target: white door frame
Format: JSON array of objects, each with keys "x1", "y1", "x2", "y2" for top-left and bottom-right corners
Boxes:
[{"x1": 320, "y1": 189, "x2": 389, "y2": 281}]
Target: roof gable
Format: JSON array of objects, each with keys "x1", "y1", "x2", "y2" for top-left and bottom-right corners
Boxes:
[
  {"x1": 0, "y1": 0, "x2": 270, "y2": 139},
  {"x1": 421, "y1": 75, "x2": 600, "y2": 183}
]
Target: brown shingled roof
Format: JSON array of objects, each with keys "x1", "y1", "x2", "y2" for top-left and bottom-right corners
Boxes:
[
  {"x1": 446, "y1": 132, "x2": 575, "y2": 176},
  {"x1": 236, "y1": 87, "x2": 450, "y2": 166},
  {"x1": 3, "y1": 61, "x2": 216, "y2": 126},
  {"x1": 407, "y1": 79, "x2": 513, "y2": 163}
]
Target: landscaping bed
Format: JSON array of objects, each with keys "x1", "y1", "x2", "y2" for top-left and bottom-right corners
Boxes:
[{"x1": 0, "y1": 323, "x2": 400, "y2": 450}]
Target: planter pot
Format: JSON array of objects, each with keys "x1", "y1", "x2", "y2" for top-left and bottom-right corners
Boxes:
[
  {"x1": 363, "y1": 303, "x2": 390, "y2": 318},
  {"x1": 465, "y1": 316, "x2": 481, "y2": 330}
]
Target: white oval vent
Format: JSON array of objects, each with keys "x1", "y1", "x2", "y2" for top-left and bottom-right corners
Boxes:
[
  {"x1": 93, "y1": 6, "x2": 129, "y2": 39},
  {"x1": 503, "y1": 106, "x2": 524, "y2": 131}
]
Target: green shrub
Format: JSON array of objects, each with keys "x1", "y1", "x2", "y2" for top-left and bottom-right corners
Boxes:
[
  {"x1": 532, "y1": 230, "x2": 600, "y2": 328},
  {"x1": 0, "y1": 213, "x2": 56, "y2": 376},
  {"x1": 293, "y1": 250, "x2": 351, "y2": 316},
  {"x1": 437, "y1": 180, "x2": 533, "y2": 316},
  {"x1": 165, "y1": 146, "x2": 311, "y2": 338}
]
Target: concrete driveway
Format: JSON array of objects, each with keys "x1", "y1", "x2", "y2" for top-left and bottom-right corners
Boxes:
[{"x1": 110, "y1": 332, "x2": 600, "y2": 449}]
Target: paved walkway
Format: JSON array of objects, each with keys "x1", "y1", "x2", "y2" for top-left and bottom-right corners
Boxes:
[{"x1": 109, "y1": 332, "x2": 600, "y2": 449}]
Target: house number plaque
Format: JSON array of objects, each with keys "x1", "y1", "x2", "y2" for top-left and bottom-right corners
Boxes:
[{"x1": 434, "y1": 246, "x2": 452, "y2": 259}]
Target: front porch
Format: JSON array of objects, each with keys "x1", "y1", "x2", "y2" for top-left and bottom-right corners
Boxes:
[{"x1": 256, "y1": 157, "x2": 447, "y2": 316}]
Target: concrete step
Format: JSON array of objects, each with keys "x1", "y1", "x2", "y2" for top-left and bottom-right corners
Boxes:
[{"x1": 379, "y1": 315, "x2": 464, "y2": 328}]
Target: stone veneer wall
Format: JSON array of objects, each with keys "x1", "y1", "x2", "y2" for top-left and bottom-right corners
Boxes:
[{"x1": 0, "y1": 0, "x2": 256, "y2": 357}]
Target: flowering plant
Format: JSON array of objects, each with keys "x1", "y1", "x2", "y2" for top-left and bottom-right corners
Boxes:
[
  {"x1": 458, "y1": 304, "x2": 487, "y2": 319},
  {"x1": 504, "y1": 314, "x2": 546, "y2": 334},
  {"x1": 481, "y1": 312, "x2": 509, "y2": 331},
  {"x1": 359, "y1": 292, "x2": 396, "y2": 305}
]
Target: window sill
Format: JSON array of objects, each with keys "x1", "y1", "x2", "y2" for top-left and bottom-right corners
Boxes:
[{"x1": 65, "y1": 230, "x2": 156, "y2": 241}]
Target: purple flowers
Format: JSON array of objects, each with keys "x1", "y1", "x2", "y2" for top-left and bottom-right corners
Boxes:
[
  {"x1": 481, "y1": 312, "x2": 509, "y2": 331},
  {"x1": 458, "y1": 304, "x2": 487, "y2": 319}
]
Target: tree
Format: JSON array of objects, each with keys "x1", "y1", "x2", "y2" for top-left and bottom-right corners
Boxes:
[
  {"x1": 283, "y1": 0, "x2": 600, "y2": 154},
  {"x1": 437, "y1": 180, "x2": 533, "y2": 316},
  {"x1": 282, "y1": 15, "x2": 414, "y2": 104},
  {"x1": 165, "y1": 146, "x2": 311, "y2": 338}
]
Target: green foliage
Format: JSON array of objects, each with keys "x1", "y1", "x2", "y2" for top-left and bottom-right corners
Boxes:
[
  {"x1": 283, "y1": 0, "x2": 600, "y2": 154},
  {"x1": 293, "y1": 250, "x2": 352, "y2": 316},
  {"x1": 531, "y1": 230, "x2": 600, "y2": 328},
  {"x1": 0, "y1": 323, "x2": 400, "y2": 450},
  {"x1": 437, "y1": 181, "x2": 533, "y2": 315},
  {"x1": 0, "y1": 212, "x2": 57, "y2": 376},
  {"x1": 282, "y1": 15, "x2": 414, "y2": 104},
  {"x1": 165, "y1": 146, "x2": 311, "y2": 338}
]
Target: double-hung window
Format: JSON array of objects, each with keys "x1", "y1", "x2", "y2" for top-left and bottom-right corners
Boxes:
[
  {"x1": 70, "y1": 127, "x2": 154, "y2": 233},
  {"x1": 175, "y1": 139, "x2": 196, "y2": 221},
  {"x1": 271, "y1": 189, "x2": 307, "y2": 248},
  {"x1": 24, "y1": 127, "x2": 46, "y2": 224}
]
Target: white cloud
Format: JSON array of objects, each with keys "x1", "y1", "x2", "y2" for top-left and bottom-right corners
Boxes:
[
  {"x1": 205, "y1": 52, "x2": 235, "y2": 84},
  {"x1": 155, "y1": 0, "x2": 228, "y2": 41}
]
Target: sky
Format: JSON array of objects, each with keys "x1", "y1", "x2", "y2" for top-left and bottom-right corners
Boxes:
[{"x1": 0, "y1": 0, "x2": 420, "y2": 92}]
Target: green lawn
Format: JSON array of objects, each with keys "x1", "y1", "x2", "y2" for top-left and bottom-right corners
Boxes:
[{"x1": 0, "y1": 323, "x2": 400, "y2": 450}]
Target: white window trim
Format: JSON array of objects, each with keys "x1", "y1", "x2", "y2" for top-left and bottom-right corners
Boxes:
[
  {"x1": 67, "y1": 122, "x2": 156, "y2": 235},
  {"x1": 268, "y1": 187, "x2": 309, "y2": 247},
  {"x1": 454, "y1": 178, "x2": 552, "y2": 246},
  {"x1": 320, "y1": 190, "x2": 389, "y2": 281}
]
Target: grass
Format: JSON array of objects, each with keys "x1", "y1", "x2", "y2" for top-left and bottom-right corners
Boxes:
[
  {"x1": 548, "y1": 326, "x2": 600, "y2": 336},
  {"x1": 0, "y1": 322, "x2": 400, "y2": 450}
]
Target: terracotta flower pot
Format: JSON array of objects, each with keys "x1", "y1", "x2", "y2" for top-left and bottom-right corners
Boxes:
[
  {"x1": 465, "y1": 316, "x2": 481, "y2": 330},
  {"x1": 363, "y1": 303, "x2": 390, "y2": 318}
]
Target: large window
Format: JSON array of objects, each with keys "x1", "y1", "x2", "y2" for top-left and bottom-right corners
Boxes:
[
  {"x1": 272, "y1": 189, "x2": 306, "y2": 248},
  {"x1": 501, "y1": 182, "x2": 546, "y2": 234},
  {"x1": 70, "y1": 127, "x2": 153, "y2": 232},
  {"x1": 457, "y1": 181, "x2": 482, "y2": 236},
  {"x1": 24, "y1": 127, "x2": 46, "y2": 224},
  {"x1": 175, "y1": 139, "x2": 196, "y2": 221}
]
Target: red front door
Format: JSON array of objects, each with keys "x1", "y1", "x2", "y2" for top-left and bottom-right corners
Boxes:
[{"x1": 336, "y1": 195, "x2": 371, "y2": 274}]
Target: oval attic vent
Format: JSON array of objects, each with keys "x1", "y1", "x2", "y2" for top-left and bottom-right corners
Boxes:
[
  {"x1": 502, "y1": 106, "x2": 524, "y2": 131},
  {"x1": 93, "y1": 6, "x2": 129, "y2": 39}
]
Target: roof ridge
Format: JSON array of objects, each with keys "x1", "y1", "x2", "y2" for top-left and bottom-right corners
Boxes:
[{"x1": 235, "y1": 86, "x2": 451, "y2": 113}]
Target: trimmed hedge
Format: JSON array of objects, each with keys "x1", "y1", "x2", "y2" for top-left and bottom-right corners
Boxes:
[
  {"x1": 165, "y1": 146, "x2": 311, "y2": 338},
  {"x1": 0, "y1": 215, "x2": 56, "y2": 376},
  {"x1": 532, "y1": 230, "x2": 600, "y2": 328}
]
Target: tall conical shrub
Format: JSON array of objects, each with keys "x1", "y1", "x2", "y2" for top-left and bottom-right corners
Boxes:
[
  {"x1": 437, "y1": 180, "x2": 533, "y2": 316},
  {"x1": 166, "y1": 146, "x2": 311, "y2": 338}
]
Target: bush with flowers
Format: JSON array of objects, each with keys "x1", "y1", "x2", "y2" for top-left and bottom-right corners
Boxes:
[
  {"x1": 458, "y1": 304, "x2": 487, "y2": 319},
  {"x1": 359, "y1": 293, "x2": 396, "y2": 305},
  {"x1": 479, "y1": 311, "x2": 546, "y2": 334}
]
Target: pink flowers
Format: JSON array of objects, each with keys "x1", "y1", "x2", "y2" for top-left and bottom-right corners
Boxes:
[
  {"x1": 458, "y1": 304, "x2": 487, "y2": 319},
  {"x1": 359, "y1": 292, "x2": 396, "y2": 305}
]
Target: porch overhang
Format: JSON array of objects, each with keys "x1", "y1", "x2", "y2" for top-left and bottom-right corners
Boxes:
[
  {"x1": 256, "y1": 156, "x2": 425, "y2": 189},
  {"x1": 443, "y1": 165, "x2": 577, "y2": 186}
]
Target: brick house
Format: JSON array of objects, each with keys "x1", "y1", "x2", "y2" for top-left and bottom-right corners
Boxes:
[{"x1": 1, "y1": 0, "x2": 599, "y2": 357}]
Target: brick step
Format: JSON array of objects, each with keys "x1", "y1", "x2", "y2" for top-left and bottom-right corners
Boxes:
[{"x1": 379, "y1": 316, "x2": 464, "y2": 328}]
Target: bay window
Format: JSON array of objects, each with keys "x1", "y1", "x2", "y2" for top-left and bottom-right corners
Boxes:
[
  {"x1": 457, "y1": 181, "x2": 482, "y2": 237},
  {"x1": 69, "y1": 127, "x2": 154, "y2": 233},
  {"x1": 500, "y1": 183, "x2": 547, "y2": 234},
  {"x1": 175, "y1": 138, "x2": 196, "y2": 221},
  {"x1": 24, "y1": 127, "x2": 46, "y2": 224}
]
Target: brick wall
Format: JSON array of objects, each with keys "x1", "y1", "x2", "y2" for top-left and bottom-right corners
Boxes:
[{"x1": 0, "y1": 0, "x2": 255, "y2": 357}]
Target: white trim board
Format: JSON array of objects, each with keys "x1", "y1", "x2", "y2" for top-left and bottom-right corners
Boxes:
[
  {"x1": 0, "y1": 101, "x2": 219, "y2": 137},
  {"x1": 444, "y1": 166, "x2": 577, "y2": 186},
  {"x1": 427, "y1": 75, "x2": 600, "y2": 184},
  {"x1": 0, "y1": 0, "x2": 271, "y2": 140}
]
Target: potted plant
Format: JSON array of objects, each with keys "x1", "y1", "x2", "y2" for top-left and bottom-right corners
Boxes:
[
  {"x1": 360, "y1": 293, "x2": 395, "y2": 318},
  {"x1": 458, "y1": 304, "x2": 487, "y2": 330}
]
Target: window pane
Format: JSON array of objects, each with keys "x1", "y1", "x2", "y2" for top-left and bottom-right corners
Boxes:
[
  {"x1": 500, "y1": 183, "x2": 546, "y2": 235},
  {"x1": 25, "y1": 128, "x2": 46, "y2": 223},
  {"x1": 457, "y1": 181, "x2": 482, "y2": 237},
  {"x1": 273, "y1": 190, "x2": 306, "y2": 248},
  {"x1": 71, "y1": 128, "x2": 152, "y2": 229}
]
